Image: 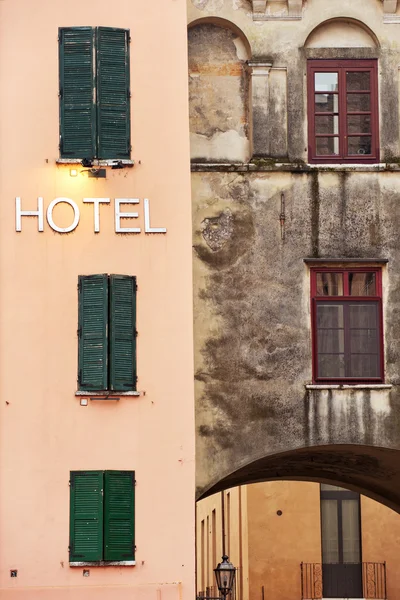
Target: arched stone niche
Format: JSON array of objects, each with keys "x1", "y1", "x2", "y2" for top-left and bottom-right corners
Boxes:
[
  {"x1": 188, "y1": 19, "x2": 251, "y2": 162},
  {"x1": 305, "y1": 18, "x2": 379, "y2": 49}
]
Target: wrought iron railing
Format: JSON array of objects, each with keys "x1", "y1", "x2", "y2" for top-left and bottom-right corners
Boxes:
[{"x1": 300, "y1": 562, "x2": 387, "y2": 599}]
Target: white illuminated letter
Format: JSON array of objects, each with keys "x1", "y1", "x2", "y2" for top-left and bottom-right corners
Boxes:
[
  {"x1": 15, "y1": 197, "x2": 44, "y2": 232},
  {"x1": 144, "y1": 198, "x2": 167, "y2": 234},
  {"x1": 115, "y1": 199, "x2": 141, "y2": 233},
  {"x1": 83, "y1": 198, "x2": 110, "y2": 233},
  {"x1": 47, "y1": 198, "x2": 80, "y2": 233}
]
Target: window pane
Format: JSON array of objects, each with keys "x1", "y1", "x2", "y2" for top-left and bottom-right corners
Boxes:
[
  {"x1": 316, "y1": 137, "x2": 340, "y2": 156},
  {"x1": 317, "y1": 304, "x2": 344, "y2": 328},
  {"x1": 347, "y1": 115, "x2": 371, "y2": 134},
  {"x1": 350, "y1": 329, "x2": 378, "y2": 354},
  {"x1": 315, "y1": 115, "x2": 339, "y2": 135},
  {"x1": 347, "y1": 93, "x2": 371, "y2": 112},
  {"x1": 349, "y1": 272, "x2": 376, "y2": 296},
  {"x1": 315, "y1": 94, "x2": 339, "y2": 113},
  {"x1": 315, "y1": 72, "x2": 339, "y2": 92},
  {"x1": 318, "y1": 329, "x2": 344, "y2": 353},
  {"x1": 350, "y1": 354, "x2": 379, "y2": 378},
  {"x1": 316, "y1": 273, "x2": 343, "y2": 296},
  {"x1": 349, "y1": 303, "x2": 377, "y2": 328},
  {"x1": 348, "y1": 136, "x2": 372, "y2": 156},
  {"x1": 321, "y1": 484, "x2": 348, "y2": 492},
  {"x1": 342, "y1": 499, "x2": 361, "y2": 564},
  {"x1": 321, "y1": 499, "x2": 339, "y2": 564},
  {"x1": 318, "y1": 354, "x2": 345, "y2": 378},
  {"x1": 346, "y1": 71, "x2": 370, "y2": 92}
]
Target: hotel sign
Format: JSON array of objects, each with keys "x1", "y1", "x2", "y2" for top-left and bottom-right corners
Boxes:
[{"x1": 15, "y1": 197, "x2": 167, "y2": 234}]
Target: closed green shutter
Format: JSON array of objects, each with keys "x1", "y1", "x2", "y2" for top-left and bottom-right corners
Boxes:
[
  {"x1": 104, "y1": 471, "x2": 135, "y2": 562},
  {"x1": 70, "y1": 471, "x2": 104, "y2": 562},
  {"x1": 109, "y1": 275, "x2": 137, "y2": 391},
  {"x1": 78, "y1": 275, "x2": 108, "y2": 390},
  {"x1": 59, "y1": 27, "x2": 96, "y2": 159},
  {"x1": 96, "y1": 27, "x2": 131, "y2": 159}
]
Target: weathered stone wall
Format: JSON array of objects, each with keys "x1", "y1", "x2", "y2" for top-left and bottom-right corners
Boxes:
[{"x1": 189, "y1": 0, "x2": 400, "y2": 511}]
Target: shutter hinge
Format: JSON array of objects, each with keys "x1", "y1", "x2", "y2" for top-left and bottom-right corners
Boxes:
[
  {"x1": 77, "y1": 327, "x2": 82, "y2": 338},
  {"x1": 135, "y1": 330, "x2": 138, "y2": 338},
  {"x1": 128, "y1": 36, "x2": 132, "y2": 43},
  {"x1": 77, "y1": 280, "x2": 82, "y2": 291},
  {"x1": 59, "y1": 88, "x2": 63, "y2": 99},
  {"x1": 78, "y1": 370, "x2": 82, "y2": 386}
]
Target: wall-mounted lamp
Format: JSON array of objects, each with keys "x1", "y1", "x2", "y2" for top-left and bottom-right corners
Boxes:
[{"x1": 69, "y1": 167, "x2": 106, "y2": 179}]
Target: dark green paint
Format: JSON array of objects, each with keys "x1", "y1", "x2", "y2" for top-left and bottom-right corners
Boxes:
[
  {"x1": 110, "y1": 275, "x2": 137, "y2": 391},
  {"x1": 69, "y1": 471, "x2": 104, "y2": 562},
  {"x1": 104, "y1": 471, "x2": 135, "y2": 561}
]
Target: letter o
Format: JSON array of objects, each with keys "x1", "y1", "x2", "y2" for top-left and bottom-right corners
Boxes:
[{"x1": 47, "y1": 198, "x2": 80, "y2": 233}]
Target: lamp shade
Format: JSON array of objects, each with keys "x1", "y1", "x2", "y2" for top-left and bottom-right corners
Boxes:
[{"x1": 214, "y1": 555, "x2": 236, "y2": 596}]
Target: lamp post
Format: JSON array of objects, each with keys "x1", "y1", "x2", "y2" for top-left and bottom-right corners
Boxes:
[{"x1": 214, "y1": 555, "x2": 236, "y2": 597}]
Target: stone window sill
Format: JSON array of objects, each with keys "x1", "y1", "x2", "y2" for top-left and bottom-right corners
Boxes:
[
  {"x1": 305, "y1": 384, "x2": 392, "y2": 390},
  {"x1": 190, "y1": 162, "x2": 400, "y2": 173},
  {"x1": 70, "y1": 561, "x2": 135, "y2": 567},
  {"x1": 56, "y1": 158, "x2": 134, "y2": 167}
]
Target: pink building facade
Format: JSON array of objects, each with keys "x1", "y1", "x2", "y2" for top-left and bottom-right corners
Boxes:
[{"x1": 0, "y1": 1, "x2": 195, "y2": 599}]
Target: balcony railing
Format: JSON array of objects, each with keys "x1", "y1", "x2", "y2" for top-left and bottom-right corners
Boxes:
[{"x1": 301, "y1": 562, "x2": 387, "y2": 599}]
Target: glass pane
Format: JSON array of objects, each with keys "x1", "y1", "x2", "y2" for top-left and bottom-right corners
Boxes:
[
  {"x1": 315, "y1": 115, "x2": 339, "y2": 135},
  {"x1": 346, "y1": 71, "x2": 370, "y2": 92},
  {"x1": 315, "y1": 94, "x2": 339, "y2": 113},
  {"x1": 347, "y1": 114, "x2": 371, "y2": 134},
  {"x1": 350, "y1": 329, "x2": 378, "y2": 354},
  {"x1": 321, "y1": 500, "x2": 339, "y2": 564},
  {"x1": 316, "y1": 137, "x2": 340, "y2": 156},
  {"x1": 318, "y1": 329, "x2": 344, "y2": 353},
  {"x1": 349, "y1": 303, "x2": 378, "y2": 329},
  {"x1": 318, "y1": 354, "x2": 345, "y2": 378},
  {"x1": 347, "y1": 93, "x2": 371, "y2": 112},
  {"x1": 342, "y1": 499, "x2": 361, "y2": 564},
  {"x1": 315, "y1": 72, "x2": 339, "y2": 92},
  {"x1": 349, "y1": 272, "x2": 376, "y2": 296},
  {"x1": 348, "y1": 136, "x2": 372, "y2": 156},
  {"x1": 350, "y1": 354, "x2": 379, "y2": 378},
  {"x1": 321, "y1": 484, "x2": 348, "y2": 491},
  {"x1": 316, "y1": 272, "x2": 343, "y2": 296},
  {"x1": 317, "y1": 304, "x2": 344, "y2": 328}
]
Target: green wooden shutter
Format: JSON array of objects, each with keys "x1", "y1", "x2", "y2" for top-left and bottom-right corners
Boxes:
[
  {"x1": 96, "y1": 27, "x2": 131, "y2": 159},
  {"x1": 109, "y1": 275, "x2": 137, "y2": 391},
  {"x1": 70, "y1": 471, "x2": 104, "y2": 562},
  {"x1": 59, "y1": 27, "x2": 96, "y2": 159},
  {"x1": 104, "y1": 471, "x2": 135, "y2": 562},
  {"x1": 78, "y1": 275, "x2": 109, "y2": 390}
]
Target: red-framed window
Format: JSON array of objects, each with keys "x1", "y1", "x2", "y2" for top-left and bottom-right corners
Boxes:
[
  {"x1": 311, "y1": 268, "x2": 383, "y2": 383},
  {"x1": 307, "y1": 60, "x2": 379, "y2": 164}
]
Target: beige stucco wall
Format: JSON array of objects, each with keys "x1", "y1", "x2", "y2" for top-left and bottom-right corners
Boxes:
[{"x1": 0, "y1": 1, "x2": 195, "y2": 599}]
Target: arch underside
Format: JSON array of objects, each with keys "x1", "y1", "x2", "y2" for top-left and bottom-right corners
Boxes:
[{"x1": 198, "y1": 445, "x2": 400, "y2": 513}]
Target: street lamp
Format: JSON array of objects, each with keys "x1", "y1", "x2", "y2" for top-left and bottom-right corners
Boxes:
[{"x1": 214, "y1": 555, "x2": 236, "y2": 597}]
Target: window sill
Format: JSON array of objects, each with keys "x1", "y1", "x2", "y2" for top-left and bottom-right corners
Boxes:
[
  {"x1": 190, "y1": 162, "x2": 399, "y2": 173},
  {"x1": 75, "y1": 390, "x2": 141, "y2": 397},
  {"x1": 56, "y1": 159, "x2": 134, "y2": 167},
  {"x1": 70, "y1": 561, "x2": 135, "y2": 567},
  {"x1": 306, "y1": 384, "x2": 392, "y2": 390}
]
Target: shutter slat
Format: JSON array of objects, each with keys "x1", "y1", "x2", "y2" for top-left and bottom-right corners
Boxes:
[
  {"x1": 78, "y1": 275, "x2": 108, "y2": 391},
  {"x1": 59, "y1": 28, "x2": 96, "y2": 158},
  {"x1": 109, "y1": 275, "x2": 136, "y2": 391},
  {"x1": 96, "y1": 28, "x2": 131, "y2": 159},
  {"x1": 70, "y1": 471, "x2": 104, "y2": 562},
  {"x1": 104, "y1": 471, "x2": 135, "y2": 561}
]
